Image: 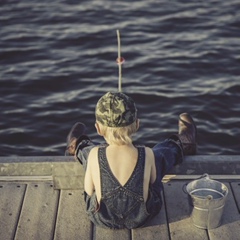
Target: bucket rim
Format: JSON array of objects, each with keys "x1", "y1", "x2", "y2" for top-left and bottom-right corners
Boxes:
[
  {"x1": 188, "y1": 188, "x2": 227, "y2": 200},
  {"x1": 185, "y1": 173, "x2": 229, "y2": 197}
]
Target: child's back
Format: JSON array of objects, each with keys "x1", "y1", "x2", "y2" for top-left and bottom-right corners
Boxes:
[{"x1": 85, "y1": 144, "x2": 156, "y2": 204}]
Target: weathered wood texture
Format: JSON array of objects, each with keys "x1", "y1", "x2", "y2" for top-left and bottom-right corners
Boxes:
[
  {"x1": 1, "y1": 179, "x2": 240, "y2": 240},
  {"x1": 0, "y1": 182, "x2": 26, "y2": 240},
  {"x1": 15, "y1": 182, "x2": 58, "y2": 240},
  {"x1": 165, "y1": 180, "x2": 210, "y2": 239},
  {"x1": 1, "y1": 156, "x2": 240, "y2": 192},
  {"x1": 54, "y1": 189, "x2": 92, "y2": 240},
  {"x1": 208, "y1": 182, "x2": 240, "y2": 240}
]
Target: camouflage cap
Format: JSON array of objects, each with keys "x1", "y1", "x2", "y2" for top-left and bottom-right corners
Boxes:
[{"x1": 95, "y1": 92, "x2": 137, "y2": 127}]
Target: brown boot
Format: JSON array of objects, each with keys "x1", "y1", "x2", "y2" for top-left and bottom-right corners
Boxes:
[
  {"x1": 65, "y1": 122, "x2": 87, "y2": 156},
  {"x1": 178, "y1": 113, "x2": 197, "y2": 155}
]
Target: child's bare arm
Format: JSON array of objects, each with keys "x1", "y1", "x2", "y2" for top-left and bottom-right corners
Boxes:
[
  {"x1": 150, "y1": 154, "x2": 157, "y2": 184},
  {"x1": 84, "y1": 150, "x2": 95, "y2": 196},
  {"x1": 145, "y1": 147, "x2": 156, "y2": 184}
]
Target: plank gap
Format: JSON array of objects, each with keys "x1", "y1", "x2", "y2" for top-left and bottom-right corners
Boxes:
[
  {"x1": 230, "y1": 182, "x2": 240, "y2": 214},
  {"x1": 13, "y1": 184, "x2": 27, "y2": 240},
  {"x1": 90, "y1": 221, "x2": 94, "y2": 240},
  {"x1": 53, "y1": 189, "x2": 61, "y2": 240},
  {"x1": 206, "y1": 228, "x2": 210, "y2": 240},
  {"x1": 162, "y1": 185, "x2": 171, "y2": 240}
]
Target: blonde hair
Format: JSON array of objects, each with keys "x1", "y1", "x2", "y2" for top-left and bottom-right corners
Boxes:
[{"x1": 98, "y1": 121, "x2": 138, "y2": 145}]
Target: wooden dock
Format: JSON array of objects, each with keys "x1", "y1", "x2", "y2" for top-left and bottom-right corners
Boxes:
[{"x1": 0, "y1": 156, "x2": 240, "y2": 240}]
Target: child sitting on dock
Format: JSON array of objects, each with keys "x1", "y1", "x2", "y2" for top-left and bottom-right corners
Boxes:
[{"x1": 65, "y1": 91, "x2": 197, "y2": 229}]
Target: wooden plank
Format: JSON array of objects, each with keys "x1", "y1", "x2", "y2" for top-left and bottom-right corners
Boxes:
[
  {"x1": 15, "y1": 182, "x2": 59, "y2": 240},
  {"x1": 170, "y1": 155, "x2": 240, "y2": 175},
  {"x1": 208, "y1": 182, "x2": 240, "y2": 239},
  {"x1": 54, "y1": 189, "x2": 92, "y2": 240},
  {"x1": 95, "y1": 226, "x2": 130, "y2": 240},
  {"x1": 132, "y1": 192, "x2": 169, "y2": 240},
  {"x1": 230, "y1": 181, "x2": 240, "y2": 212},
  {"x1": 163, "y1": 175, "x2": 240, "y2": 181},
  {"x1": 0, "y1": 176, "x2": 52, "y2": 181},
  {"x1": 163, "y1": 181, "x2": 208, "y2": 240},
  {"x1": 0, "y1": 182, "x2": 26, "y2": 240}
]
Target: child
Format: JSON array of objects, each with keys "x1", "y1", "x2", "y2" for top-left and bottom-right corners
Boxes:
[{"x1": 65, "y1": 91, "x2": 197, "y2": 229}]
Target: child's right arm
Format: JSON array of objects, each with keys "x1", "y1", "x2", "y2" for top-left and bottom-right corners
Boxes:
[
  {"x1": 84, "y1": 147, "x2": 101, "y2": 202},
  {"x1": 84, "y1": 162, "x2": 94, "y2": 196},
  {"x1": 84, "y1": 148, "x2": 96, "y2": 196}
]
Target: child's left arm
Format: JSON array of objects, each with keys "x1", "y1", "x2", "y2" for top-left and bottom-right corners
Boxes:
[
  {"x1": 150, "y1": 158, "x2": 157, "y2": 184},
  {"x1": 145, "y1": 147, "x2": 157, "y2": 184}
]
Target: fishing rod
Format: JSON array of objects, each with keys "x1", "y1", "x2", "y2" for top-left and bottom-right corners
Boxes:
[{"x1": 116, "y1": 29, "x2": 125, "y2": 92}]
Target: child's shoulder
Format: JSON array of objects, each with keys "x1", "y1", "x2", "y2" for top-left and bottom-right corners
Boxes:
[
  {"x1": 135, "y1": 145, "x2": 153, "y2": 153},
  {"x1": 89, "y1": 144, "x2": 107, "y2": 154},
  {"x1": 143, "y1": 146, "x2": 155, "y2": 163},
  {"x1": 134, "y1": 145, "x2": 155, "y2": 162},
  {"x1": 87, "y1": 144, "x2": 108, "y2": 162},
  {"x1": 87, "y1": 146, "x2": 99, "y2": 164}
]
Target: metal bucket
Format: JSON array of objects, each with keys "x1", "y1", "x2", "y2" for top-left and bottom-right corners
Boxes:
[{"x1": 186, "y1": 173, "x2": 228, "y2": 229}]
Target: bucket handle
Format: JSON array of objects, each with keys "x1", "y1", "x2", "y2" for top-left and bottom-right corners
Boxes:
[
  {"x1": 182, "y1": 173, "x2": 210, "y2": 194},
  {"x1": 182, "y1": 183, "x2": 188, "y2": 194},
  {"x1": 201, "y1": 173, "x2": 210, "y2": 180}
]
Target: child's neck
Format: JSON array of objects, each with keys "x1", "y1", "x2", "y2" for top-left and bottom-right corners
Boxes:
[{"x1": 107, "y1": 143, "x2": 135, "y2": 148}]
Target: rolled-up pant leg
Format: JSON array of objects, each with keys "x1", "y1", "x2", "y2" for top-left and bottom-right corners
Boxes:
[{"x1": 151, "y1": 139, "x2": 184, "y2": 195}]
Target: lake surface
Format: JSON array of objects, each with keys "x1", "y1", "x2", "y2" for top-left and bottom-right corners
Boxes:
[{"x1": 1, "y1": 0, "x2": 240, "y2": 156}]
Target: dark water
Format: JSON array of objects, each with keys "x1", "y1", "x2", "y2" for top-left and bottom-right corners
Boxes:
[{"x1": 1, "y1": 0, "x2": 240, "y2": 156}]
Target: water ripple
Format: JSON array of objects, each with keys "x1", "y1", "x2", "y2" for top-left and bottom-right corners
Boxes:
[{"x1": 0, "y1": 0, "x2": 239, "y2": 156}]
